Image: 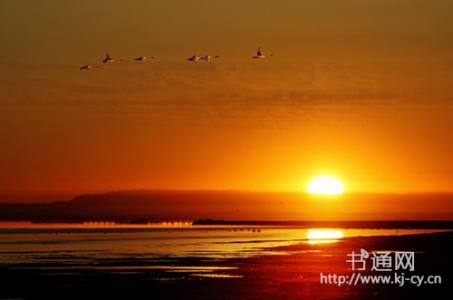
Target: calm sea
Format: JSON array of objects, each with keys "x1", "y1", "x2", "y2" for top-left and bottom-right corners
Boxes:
[{"x1": 0, "y1": 221, "x2": 446, "y2": 264}]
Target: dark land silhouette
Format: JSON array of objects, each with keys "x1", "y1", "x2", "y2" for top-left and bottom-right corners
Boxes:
[{"x1": 1, "y1": 190, "x2": 453, "y2": 221}]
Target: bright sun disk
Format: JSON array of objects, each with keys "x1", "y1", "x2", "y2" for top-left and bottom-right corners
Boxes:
[{"x1": 307, "y1": 175, "x2": 345, "y2": 195}]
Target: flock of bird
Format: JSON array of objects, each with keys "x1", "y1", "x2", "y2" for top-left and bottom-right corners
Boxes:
[{"x1": 80, "y1": 47, "x2": 270, "y2": 70}]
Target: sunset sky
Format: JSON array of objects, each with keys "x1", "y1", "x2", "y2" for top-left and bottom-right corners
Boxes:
[{"x1": 1, "y1": 0, "x2": 453, "y2": 199}]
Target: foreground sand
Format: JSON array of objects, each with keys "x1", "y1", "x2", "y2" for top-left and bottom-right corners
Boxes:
[{"x1": 0, "y1": 231, "x2": 452, "y2": 299}]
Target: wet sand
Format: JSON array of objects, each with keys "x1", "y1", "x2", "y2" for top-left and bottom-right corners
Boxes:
[{"x1": 0, "y1": 231, "x2": 452, "y2": 299}]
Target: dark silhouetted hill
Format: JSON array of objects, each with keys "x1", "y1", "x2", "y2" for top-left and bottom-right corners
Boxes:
[{"x1": 0, "y1": 190, "x2": 453, "y2": 221}]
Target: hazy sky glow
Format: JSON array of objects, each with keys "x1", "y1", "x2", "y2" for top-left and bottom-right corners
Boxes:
[{"x1": 1, "y1": 0, "x2": 453, "y2": 197}]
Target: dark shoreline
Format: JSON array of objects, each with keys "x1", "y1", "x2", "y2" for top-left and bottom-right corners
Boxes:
[
  {"x1": 0, "y1": 231, "x2": 452, "y2": 299},
  {"x1": 14, "y1": 219, "x2": 453, "y2": 230},
  {"x1": 193, "y1": 219, "x2": 453, "y2": 229}
]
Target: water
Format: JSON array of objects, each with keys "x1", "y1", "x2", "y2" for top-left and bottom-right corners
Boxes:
[{"x1": 0, "y1": 222, "x2": 446, "y2": 264}]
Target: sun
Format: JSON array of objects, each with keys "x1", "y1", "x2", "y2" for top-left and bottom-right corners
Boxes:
[{"x1": 307, "y1": 175, "x2": 345, "y2": 195}]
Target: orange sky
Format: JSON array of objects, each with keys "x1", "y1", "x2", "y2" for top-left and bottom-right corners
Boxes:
[{"x1": 1, "y1": 1, "x2": 453, "y2": 198}]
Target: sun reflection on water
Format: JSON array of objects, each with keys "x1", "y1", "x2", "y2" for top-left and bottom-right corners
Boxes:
[{"x1": 307, "y1": 229, "x2": 344, "y2": 245}]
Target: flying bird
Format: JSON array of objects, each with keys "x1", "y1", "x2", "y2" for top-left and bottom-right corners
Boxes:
[
  {"x1": 80, "y1": 64, "x2": 100, "y2": 71},
  {"x1": 103, "y1": 53, "x2": 115, "y2": 63},
  {"x1": 80, "y1": 65, "x2": 92, "y2": 71},
  {"x1": 200, "y1": 55, "x2": 212, "y2": 62},
  {"x1": 188, "y1": 55, "x2": 201, "y2": 62},
  {"x1": 200, "y1": 55, "x2": 220, "y2": 62},
  {"x1": 135, "y1": 56, "x2": 147, "y2": 62},
  {"x1": 252, "y1": 47, "x2": 266, "y2": 59}
]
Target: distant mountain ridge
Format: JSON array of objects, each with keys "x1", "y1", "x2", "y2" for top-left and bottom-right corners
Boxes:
[{"x1": 0, "y1": 190, "x2": 453, "y2": 221}]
